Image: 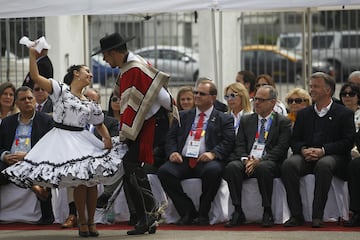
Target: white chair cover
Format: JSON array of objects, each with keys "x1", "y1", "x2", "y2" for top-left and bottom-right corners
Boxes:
[
  {"x1": 237, "y1": 178, "x2": 289, "y2": 224},
  {"x1": 300, "y1": 174, "x2": 349, "y2": 222},
  {"x1": 0, "y1": 183, "x2": 41, "y2": 223},
  {"x1": 164, "y1": 178, "x2": 230, "y2": 225}
]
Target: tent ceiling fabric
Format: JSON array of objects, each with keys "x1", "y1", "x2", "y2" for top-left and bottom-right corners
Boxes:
[{"x1": 1, "y1": 0, "x2": 360, "y2": 18}]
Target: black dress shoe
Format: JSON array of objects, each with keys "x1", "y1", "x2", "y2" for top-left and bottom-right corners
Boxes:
[
  {"x1": 193, "y1": 216, "x2": 210, "y2": 226},
  {"x1": 224, "y1": 211, "x2": 246, "y2": 227},
  {"x1": 96, "y1": 193, "x2": 111, "y2": 208},
  {"x1": 344, "y1": 213, "x2": 360, "y2": 227},
  {"x1": 261, "y1": 211, "x2": 274, "y2": 228},
  {"x1": 312, "y1": 218, "x2": 323, "y2": 228},
  {"x1": 127, "y1": 214, "x2": 157, "y2": 235},
  {"x1": 176, "y1": 211, "x2": 197, "y2": 226},
  {"x1": 284, "y1": 216, "x2": 305, "y2": 227}
]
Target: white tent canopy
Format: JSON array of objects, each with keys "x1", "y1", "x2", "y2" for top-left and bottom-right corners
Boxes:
[{"x1": 1, "y1": 0, "x2": 360, "y2": 18}]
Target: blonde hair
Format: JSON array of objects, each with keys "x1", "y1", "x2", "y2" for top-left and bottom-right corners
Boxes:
[
  {"x1": 285, "y1": 87, "x2": 312, "y2": 106},
  {"x1": 176, "y1": 86, "x2": 194, "y2": 111},
  {"x1": 224, "y1": 82, "x2": 252, "y2": 113}
]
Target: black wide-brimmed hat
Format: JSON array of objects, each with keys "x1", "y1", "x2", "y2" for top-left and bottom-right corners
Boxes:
[{"x1": 91, "y1": 33, "x2": 135, "y2": 56}]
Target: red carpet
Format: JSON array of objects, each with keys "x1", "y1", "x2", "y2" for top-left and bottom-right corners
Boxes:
[{"x1": 0, "y1": 222, "x2": 359, "y2": 232}]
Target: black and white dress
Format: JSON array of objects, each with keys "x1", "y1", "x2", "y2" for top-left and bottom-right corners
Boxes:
[{"x1": 4, "y1": 79, "x2": 126, "y2": 188}]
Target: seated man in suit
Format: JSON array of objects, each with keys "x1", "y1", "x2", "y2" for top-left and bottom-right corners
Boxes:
[
  {"x1": 224, "y1": 85, "x2": 292, "y2": 227},
  {"x1": 282, "y1": 72, "x2": 355, "y2": 228},
  {"x1": 0, "y1": 86, "x2": 54, "y2": 224},
  {"x1": 33, "y1": 83, "x2": 53, "y2": 113},
  {"x1": 157, "y1": 78, "x2": 235, "y2": 226}
]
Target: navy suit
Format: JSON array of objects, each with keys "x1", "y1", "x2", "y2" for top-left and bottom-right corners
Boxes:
[
  {"x1": 0, "y1": 111, "x2": 54, "y2": 222},
  {"x1": 39, "y1": 98, "x2": 53, "y2": 114},
  {"x1": 224, "y1": 112, "x2": 291, "y2": 210},
  {"x1": 282, "y1": 103, "x2": 355, "y2": 220},
  {"x1": 157, "y1": 108, "x2": 235, "y2": 219}
]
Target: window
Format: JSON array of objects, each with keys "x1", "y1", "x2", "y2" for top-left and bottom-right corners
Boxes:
[
  {"x1": 340, "y1": 34, "x2": 360, "y2": 48},
  {"x1": 312, "y1": 35, "x2": 334, "y2": 49}
]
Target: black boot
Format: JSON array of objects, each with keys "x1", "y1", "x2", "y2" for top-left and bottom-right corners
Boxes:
[{"x1": 126, "y1": 214, "x2": 157, "y2": 235}]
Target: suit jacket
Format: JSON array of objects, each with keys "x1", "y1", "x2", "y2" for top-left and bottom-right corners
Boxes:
[
  {"x1": 22, "y1": 55, "x2": 53, "y2": 89},
  {"x1": 94, "y1": 115, "x2": 119, "y2": 140},
  {"x1": 291, "y1": 103, "x2": 355, "y2": 162},
  {"x1": 165, "y1": 108, "x2": 235, "y2": 161},
  {"x1": 40, "y1": 98, "x2": 53, "y2": 113},
  {"x1": 227, "y1": 112, "x2": 292, "y2": 164},
  {"x1": 0, "y1": 111, "x2": 54, "y2": 157}
]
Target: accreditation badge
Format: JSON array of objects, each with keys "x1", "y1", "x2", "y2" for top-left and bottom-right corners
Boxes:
[
  {"x1": 185, "y1": 140, "x2": 201, "y2": 158},
  {"x1": 250, "y1": 141, "x2": 265, "y2": 159}
]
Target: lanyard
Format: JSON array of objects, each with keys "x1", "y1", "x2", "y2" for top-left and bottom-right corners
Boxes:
[
  {"x1": 15, "y1": 125, "x2": 32, "y2": 146},
  {"x1": 190, "y1": 118, "x2": 208, "y2": 138},
  {"x1": 255, "y1": 113, "x2": 274, "y2": 141}
]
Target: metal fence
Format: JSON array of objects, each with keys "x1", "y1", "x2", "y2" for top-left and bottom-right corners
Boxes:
[{"x1": 1, "y1": 10, "x2": 360, "y2": 97}]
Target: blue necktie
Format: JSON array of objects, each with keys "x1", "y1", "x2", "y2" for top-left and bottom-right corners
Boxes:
[{"x1": 258, "y1": 118, "x2": 266, "y2": 143}]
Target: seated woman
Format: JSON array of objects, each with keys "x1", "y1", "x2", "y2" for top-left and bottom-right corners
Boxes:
[
  {"x1": 284, "y1": 87, "x2": 312, "y2": 127},
  {"x1": 0, "y1": 82, "x2": 19, "y2": 123},
  {"x1": 224, "y1": 82, "x2": 252, "y2": 134},
  {"x1": 176, "y1": 86, "x2": 195, "y2": 111},
  {"x1": 339, "y1": 82, "x2": 360, "y2": 158}
]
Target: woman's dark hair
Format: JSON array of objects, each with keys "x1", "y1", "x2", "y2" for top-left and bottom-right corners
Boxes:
[
  {"x1": 63, "y1": 65, "x2": 85, "y2": 85},
  {"x1": 339, "y1": 82, "x2": 360, "y2": 105},
  {"x1": 0, "y1": 82, "x2": 16, "y2": 109},
  {"x1": 107, "y1": 92, "x2": 114, "y2": 117}
]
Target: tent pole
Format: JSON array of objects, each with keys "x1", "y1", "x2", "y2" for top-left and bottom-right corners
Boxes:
[{"x1": 211, "y1": 8, "x2": 219, "y2": 84}]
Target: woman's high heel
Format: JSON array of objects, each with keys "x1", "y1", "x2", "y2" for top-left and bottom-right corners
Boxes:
[
  {"x1": 88, "y1": 223, "x2": 99, "y2": 237},
  {"x1": 78, "y1": 223, "x2": 89, "y2": 238}
]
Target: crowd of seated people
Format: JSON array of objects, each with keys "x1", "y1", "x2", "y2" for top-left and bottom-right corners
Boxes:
[{"x1": 1, "y1": 69, "x2": 360, "y2": 230}]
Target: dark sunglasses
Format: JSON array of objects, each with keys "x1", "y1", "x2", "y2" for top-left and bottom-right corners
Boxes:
[
  {"x1": 111, "y1": 96, "x2": 120, "y2": 102},
  {"x1": 224, "y1": 93, "x2": 239, "y2": 101},
  {"x1": 287, "y1": 98, "x2": 306, "y2": 104},
  {"x1": 34, "y1": 87, "x2": 45, "y2": 92},
  {"x1": 193, "y1": 91, "x2": 210, "y2": 96},
  {"x1": 340, "y1": 91, "x2": 357, "y2": 97}
]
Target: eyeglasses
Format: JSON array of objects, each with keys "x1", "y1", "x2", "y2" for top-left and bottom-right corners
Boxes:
[
  {"x1": 111, "y1": 96, "x2": 120, "y2": 102},
  {"x1": 193, "y1": 91, "x2": 211, "y2": 96},
  {"x1": 224, "y1": 93, "x2": 239, "y2": 101},
  {"x1": 34, "y1": 87, "x2": 45, "y2": 92},
  {"x1": 254, "y1": 97, "x2": 272, "y2": 103},
  {"x1": 287, "y1": 98, "x2": 306, "y2": 104},
  {"x1": 340, "y1": 91, "x2": 357, "y2": 97},
  {"x1": 255, "y1": 83, "x2": 268, "y2": 88}
]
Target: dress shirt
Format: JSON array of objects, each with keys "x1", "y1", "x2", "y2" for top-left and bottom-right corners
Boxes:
[
  {"x1": 182, "y1": 106, "x2": 213, "y2": 157},
  {"x1": 314, "y1": 100, "x2": 333, "y2": 117}
]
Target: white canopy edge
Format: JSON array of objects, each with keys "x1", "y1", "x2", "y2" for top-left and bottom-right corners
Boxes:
[{"x1": 1, "y1": 0, "x2": 360, "y2": 19}]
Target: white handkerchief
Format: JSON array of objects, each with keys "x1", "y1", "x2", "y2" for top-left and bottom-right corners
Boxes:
[{"x1": 19, "y1": 36, "x2": 51, "y2": 53}]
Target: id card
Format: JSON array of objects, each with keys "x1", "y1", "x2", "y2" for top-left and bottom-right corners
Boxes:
[
  {"x1": 185, "y1": 140, "x2": 201, "y2": 158},
  {"x1": 250, "y1": 141, "x2": 265, "y2": 159}
]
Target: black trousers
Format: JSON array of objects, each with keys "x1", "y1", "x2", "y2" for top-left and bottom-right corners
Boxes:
[
  {"x1": 348, "y1": 157, "x2": 360, "y2": 213},
  {"x1": 282, "y1": 154, "x2": 347, "y2": 219},
  {"x1": 157, "y1": 158, "x2": 224, "y2": 218},
  {"x1": 224, "y1": 160, "x2": 280, "y2": 210},
  {"x1": 122, "y1": 107, "x2": 170, "y2": 220}
]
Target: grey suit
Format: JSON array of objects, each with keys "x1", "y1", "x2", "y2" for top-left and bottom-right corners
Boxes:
[{"x1": 224, "y1": 112, "x2": 291, "y2": 209}]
